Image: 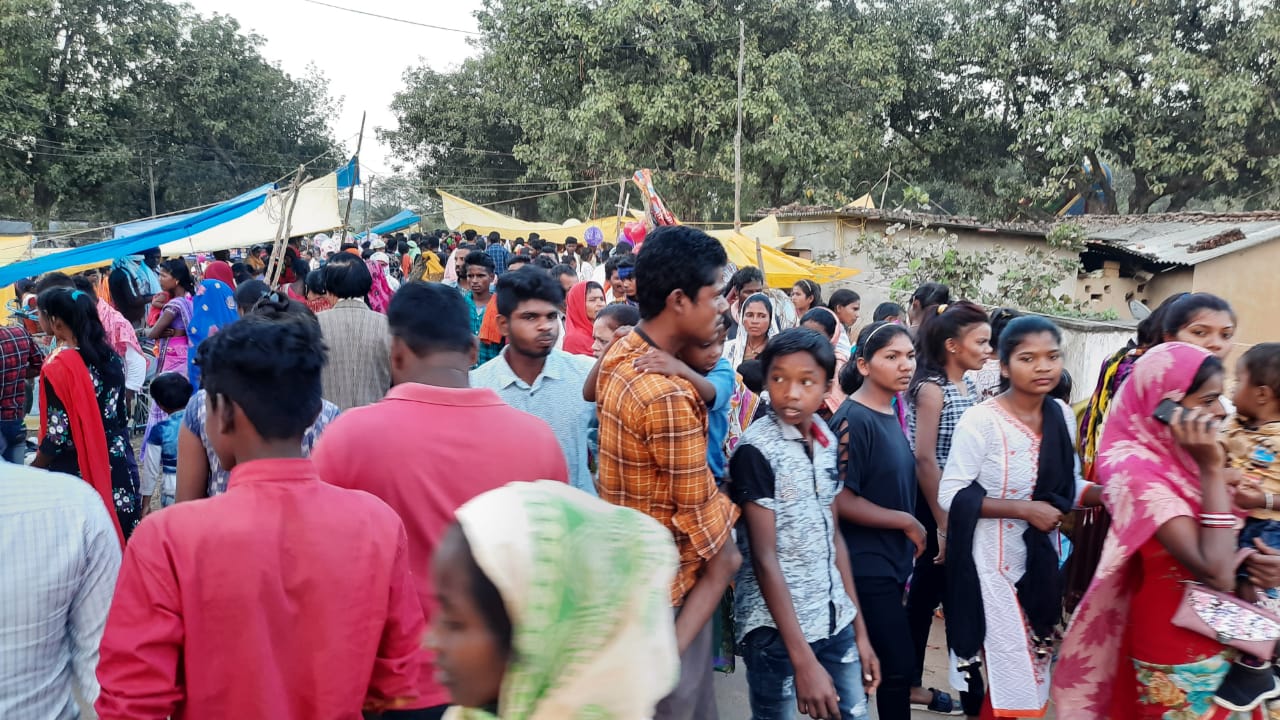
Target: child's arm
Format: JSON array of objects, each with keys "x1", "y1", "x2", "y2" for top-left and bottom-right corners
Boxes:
[
  {"x1": 583, "y1": 355, "x2": 602, "y2": 402},
  {"x1": 733, "y1": 446, "x2": 840, "y2": 719},
  {"x1": 582, "y1": 326, "x2": 633, "y2": 402},
  {"x1": 634, "y1": 349, "x2": 715, "y2": 404},
  {"x1": 832, "y1": 505, "x2": 881, "y2": 694}
]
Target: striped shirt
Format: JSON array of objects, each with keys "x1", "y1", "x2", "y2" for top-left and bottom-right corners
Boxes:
[
  {"x1": 316, "y1": 298, "x2": 392, "y2": 410},
  {"x1": 0, "y1": 465, "x2": 122, "y2": 718}
]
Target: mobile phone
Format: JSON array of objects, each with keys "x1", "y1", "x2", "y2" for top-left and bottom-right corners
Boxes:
[{"x1": 1153, "y1": 398, "x2": 1181, "y2": 425}]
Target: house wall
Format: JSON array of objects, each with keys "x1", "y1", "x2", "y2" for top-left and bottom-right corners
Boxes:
[
  {"x1": 777, "y1": 216, "x2": 1079, "y2": 316},
  {"x1": 1053, "y1": 317, "x2": 1138, "y2": 404},
  {"x1": 1144, "y1": 267, "x2": 1195, "y2": 309},
  {"x1": 1191, "y1": 240, "x2": 1280, "y2": 354}
]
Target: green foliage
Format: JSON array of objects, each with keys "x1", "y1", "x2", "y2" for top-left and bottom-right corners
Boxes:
[
  {"x1": 384, "y1": 0, "x2": 1280, "y2": 222},
  {"x1": 851, "y1": 221, "x2": 1100, "y2": 317},
  {"x1": 0, "y1": 1, "x2": 340, "y2": 226}
]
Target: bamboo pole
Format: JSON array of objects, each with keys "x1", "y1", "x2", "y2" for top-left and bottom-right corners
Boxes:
[
  {"x1": 342, "y1": 112, "x2": 365, "y2": 234},
  {"x1": 266, "y1": 165, "x2": 306, "y2": 287}
]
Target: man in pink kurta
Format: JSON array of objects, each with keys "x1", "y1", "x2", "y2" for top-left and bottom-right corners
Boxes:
[{"x1": 312, "y1": 281, "x2": 568, "y2": 718}]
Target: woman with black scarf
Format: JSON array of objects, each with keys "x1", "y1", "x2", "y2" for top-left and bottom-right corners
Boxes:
[{"x1": 938, "y1": 316, "x2": 1103, "y2": 719}]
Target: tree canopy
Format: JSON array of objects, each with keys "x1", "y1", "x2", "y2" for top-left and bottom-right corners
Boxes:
[
  {"x1": 0, "y1": 0, "x2": 342, "y2": 228},
  {"x1": 383, "y1": 0, "x2": 1280, "y2": 221}
]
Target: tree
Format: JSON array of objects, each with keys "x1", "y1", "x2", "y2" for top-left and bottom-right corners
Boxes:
[
  {"x1": 380, "y1": 59, "x2": 539, "y2": 217},
  {"x1": 0, "y1": 0, "x2": 180, "y2": 226},
  {"x1": 112, "y1": 12, "x2": 341, "y2": 220},
  {"x1": 0, "y1": 1, "x2": 342, "y2": 227},
  {"x1": 386, "y1": 0, "x2": 896, "y2": 222}
]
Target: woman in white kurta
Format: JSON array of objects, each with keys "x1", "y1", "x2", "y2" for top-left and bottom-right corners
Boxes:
[{"x1": 938, "y1": 317, "x2": 1100, "y2": 718}]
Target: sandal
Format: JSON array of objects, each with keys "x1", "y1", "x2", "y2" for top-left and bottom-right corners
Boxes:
[{"x1": 920, "y1": 688, "x2": 963, "y2": 715}]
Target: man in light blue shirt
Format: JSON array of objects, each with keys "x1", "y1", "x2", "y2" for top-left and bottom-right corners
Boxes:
[
  {"x1": 0, "y1": 464, "x2": 121, "y2": 717},
  {"x1": 472, "y1": 267, "x2": 597, "y2": 494}
]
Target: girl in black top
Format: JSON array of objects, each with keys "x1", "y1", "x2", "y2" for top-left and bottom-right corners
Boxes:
[{"x1": 829, "y1": 321, "x2": 926, "y2": 720}]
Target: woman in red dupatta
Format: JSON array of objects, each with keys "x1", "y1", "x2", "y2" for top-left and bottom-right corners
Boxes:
[
  {"x1": 563, "y1": 281, "x2": 604, "y2": 356},
  {"x1": 30, "y1": 288, "x2": 134, "y2": 546},
  {"x1": 1053, "y1": 342, "x2": 1256, "y2": 719}
]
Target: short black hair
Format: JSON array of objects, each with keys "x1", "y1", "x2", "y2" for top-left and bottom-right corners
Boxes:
[
  {"x1": 635, "y1": 226, "x2": 727, "y2": 321},
  {"x1": 1241, "y1": 344, "x2": 1280, "y2": 398},
  {"x1": 149, "y1": 371, "x2": 194, "y2": 413},
  {"x1": 234, "y1": 279, "x2": 271, "y2": 313},
  {"x1": 324, "y1": 254, "x2": 373, "y2": 299},
  {"x1": 873, "y1": 302, "x2": 904, "y2": 322},
  {"x1": 759, "y1": 327, "x2": 836, "y2": 382},
  {"x1": 532, "y1": 255, "x2": 557, "y2": 270},
  {"x1": 507, "y1": 255, "x2": 531, "y2": 270},
  {"x1": 195, "y1": 312, "x2": 327, "y2": 440},
  {"x1": 304, "y1": 269, "x2": 327, "y2": 296},
  {"x1": 550, "y1": 263, "x2": 576, "y2": 281},
  {"x1": 738, "y1": 359, "x2": 765, "y2": 394},
  {"x1": 596, "y1": 303, "x2": 640, "y2": 328},
  {"x1": 496, "y1": 267, "x2": 565, "y2": 317},
  {"x1": 388, "y1": 281, "x2": 474, "y2": 355},
  {"x1": 729, "y1": 266, "x2": 764, "y2": 294},
  {"x1": 487, "y1": 231, "x2": 501, "y2": 245},
  {"x1": 231, "y1": 262, "x2": 252, "y2": 285},
  {"x1": 35, "y1": 272, "x2": 74, "y2": 293},
  {"x1": 998, "y1": 316, "x2": 1062, "y2": 365},
  {"x1": 71, "y1": 275, "x2": 98, "y2": 301},
  {"x1": 463, "y1": 229, "x2": 477, "y2": 242},
  {"x1": 828, "y1": 288, "x2": 860, "y2": 311},
  {"x1": 800, "y1": 307, "x2": 837, "y2": 336},
  {"x1": 465, "y1": 250, "x2": 496, "y2": 275}
]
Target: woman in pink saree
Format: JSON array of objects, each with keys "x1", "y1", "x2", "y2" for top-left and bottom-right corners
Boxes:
[{"x1": 1053, "y1": 342, "x2": 1280, "y2": 719}]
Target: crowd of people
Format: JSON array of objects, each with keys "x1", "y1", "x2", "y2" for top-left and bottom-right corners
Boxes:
[{"x1": 5, "y1": 221, "x2": 1280, "y2": 720}]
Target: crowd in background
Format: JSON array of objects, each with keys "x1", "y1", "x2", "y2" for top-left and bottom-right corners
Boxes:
[{"x1": 4, "y1": 222, "x2": 1280, "y2": 720}]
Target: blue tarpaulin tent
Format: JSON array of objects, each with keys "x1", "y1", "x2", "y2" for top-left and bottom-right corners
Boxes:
[
  {"x1": 357, "y1": 209, "x2": 420, "y2": 239},
  {"x1": 0, "y1": 185, "x2": 271, "y2": 288},
  {"x1": 0, "y1": 158, "x2": 359, "y2": 287}
]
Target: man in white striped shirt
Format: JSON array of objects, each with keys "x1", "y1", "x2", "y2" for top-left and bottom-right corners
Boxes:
[{"x1": 0, "y1": 464, "x2": 122, "y2": 718}]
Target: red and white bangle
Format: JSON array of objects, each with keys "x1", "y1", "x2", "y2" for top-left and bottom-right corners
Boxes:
[{"x1": 1199, "y1": 513, "x2": 1238, "y2": 529}]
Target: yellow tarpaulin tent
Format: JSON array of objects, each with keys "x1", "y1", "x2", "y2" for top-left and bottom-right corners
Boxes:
[
  {"x1": 440, "y1": 190, "x2": 626, "y2": 246},
  {"x1": 711, "y1": 231, "x2": 858, "y2": 288},
  {"x1": 440, "y1": 190, "x2": 857, "y2": 286}
]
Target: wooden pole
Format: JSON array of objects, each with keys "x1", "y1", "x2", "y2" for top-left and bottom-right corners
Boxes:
[
  {"x1": 342, "y1": 111, "x2": 365, "y2": 234},
  {"x1": 736, "y1": 20, "x2": 764, "y2": 276},
  {"x1": 614, "y1": 179, "x2": 626, "y2": 241},
  {"x1": 266, "y1": 165, "x2": 306, "y2": 287}
]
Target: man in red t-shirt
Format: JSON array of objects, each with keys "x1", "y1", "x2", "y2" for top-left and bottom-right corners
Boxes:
[{"x1": 312, "y1": 281, "x2": 568, "y2": 720}]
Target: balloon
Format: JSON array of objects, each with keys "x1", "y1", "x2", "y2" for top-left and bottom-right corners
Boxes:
[
  {"x1": 584, "y1": 226, "x2": 604, "y2": 247},
  {"x1": 623, "y1": 221, "x2": 647, "y2": 245}
]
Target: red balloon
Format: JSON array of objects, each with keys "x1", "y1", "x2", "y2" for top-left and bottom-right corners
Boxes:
[{"x1": 623, "y1": 221, "x2": 647, "y2": 245}]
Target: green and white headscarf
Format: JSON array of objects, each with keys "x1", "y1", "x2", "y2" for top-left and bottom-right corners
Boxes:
[{"x1": 447, "y1": 481, "x2": 679, "y2": 720}]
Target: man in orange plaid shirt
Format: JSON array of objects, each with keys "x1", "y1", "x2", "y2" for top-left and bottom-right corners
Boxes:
[{"x1": 596, "y1": 225, "x2": 742, "y2": 720}]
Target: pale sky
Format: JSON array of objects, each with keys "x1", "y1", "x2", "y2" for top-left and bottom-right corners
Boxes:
[{"x1": 183, "y1": 0, "x2": 484, "y2": 179}]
